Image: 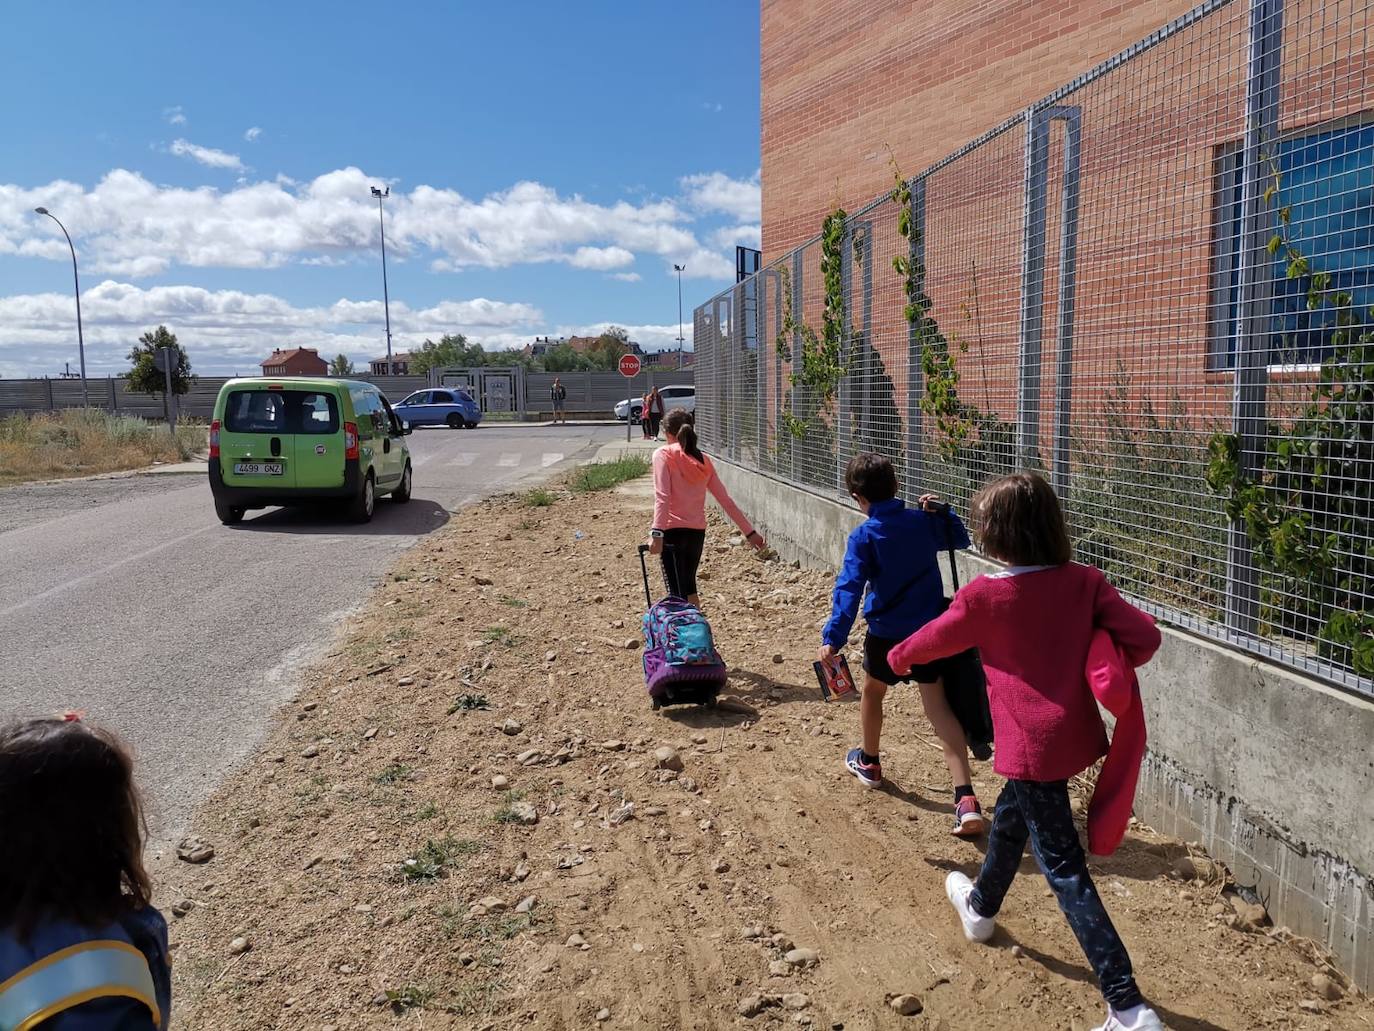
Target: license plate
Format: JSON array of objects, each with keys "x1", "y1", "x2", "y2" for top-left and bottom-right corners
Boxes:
[{"x1": 233, "y1": 462, "x2": 284, "y2": 476}]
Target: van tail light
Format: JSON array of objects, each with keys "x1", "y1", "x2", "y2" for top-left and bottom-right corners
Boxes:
[
  {"x1": 209, "y1": 420, "x2": 220, "y2": 459},
  {"x1": 344, "y1": 422, "x2": 359, "y2": 460}
]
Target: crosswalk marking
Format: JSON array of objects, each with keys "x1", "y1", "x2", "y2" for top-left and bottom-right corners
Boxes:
[
  {"x1": 498, "y1": 453, "x2": 521, "y2": 468},
  {"x1": 448, "y1": 453, "x2": 477, "y2": 467},
  {"x1": 541, "y1": 452, "x2": 564, "y2": 468}
]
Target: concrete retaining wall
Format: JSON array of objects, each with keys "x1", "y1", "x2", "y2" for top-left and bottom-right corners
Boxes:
[{"x1": 713, "y1": 457, "x2": 1374, "y2": 991}]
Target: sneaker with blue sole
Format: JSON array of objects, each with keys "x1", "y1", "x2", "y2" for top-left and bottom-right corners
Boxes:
[{"x1": 844, "y1": 746, "x2": 882, "y2": 789}]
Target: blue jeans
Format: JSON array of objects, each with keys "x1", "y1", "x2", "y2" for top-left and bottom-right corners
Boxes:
[{"x1": 969, "y1": 778, "x2": 1143, "y2": 1011}]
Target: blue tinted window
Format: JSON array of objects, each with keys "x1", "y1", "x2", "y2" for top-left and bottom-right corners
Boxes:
[{"x1": 1213, "y1": 121, "x2": 1374, "y2": 366}]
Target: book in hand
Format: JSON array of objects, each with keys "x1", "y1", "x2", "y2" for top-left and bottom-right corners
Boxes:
[{"x1": 813, "y1": 654, "x2": 858, "y2": 702}]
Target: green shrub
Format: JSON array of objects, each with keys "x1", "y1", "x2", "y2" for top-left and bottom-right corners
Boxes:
[{"x1": 570, "y1": 454, "x2": 651, "y2": 492}]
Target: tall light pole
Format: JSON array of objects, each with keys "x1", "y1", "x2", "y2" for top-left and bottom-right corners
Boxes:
[
  {"x1": 34, "y1": 207, "x2": 87, "y2": 406},
  {"x1": 371, "y1": 186, "x2": 394, "y2": 374},
  {"x1": 673, "y1": 263, "x2": 686, "y2": 371}
]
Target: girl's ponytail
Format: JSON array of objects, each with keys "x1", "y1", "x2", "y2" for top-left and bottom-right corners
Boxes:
[{"x1": 663, "y1": 408, "x2": 704, "y2": 462}]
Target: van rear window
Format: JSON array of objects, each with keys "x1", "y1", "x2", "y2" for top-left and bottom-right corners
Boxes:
[{"x1": 225, "y1": 390, "x2": 339, "y2": 434}]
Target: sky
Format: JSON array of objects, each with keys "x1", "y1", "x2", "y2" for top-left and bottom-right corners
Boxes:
[{"x1": 0, "y1": 1, "x2": 760, "y2": 377}]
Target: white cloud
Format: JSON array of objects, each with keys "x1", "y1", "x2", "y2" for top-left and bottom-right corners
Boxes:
[
  {"x1": 0, "y1": 281, "x2": 544, "y2": 376},
  {"x1": 244, "y1": 127, "x2": 263, "y2": 142},
  {"x1": 679, "y1": 170, "x2": 760, "y2": 222},
  {"x1": 569, "y1": 245, "x2": 635, "y2": 271},
  {"x1": 163, "y1": 106, "x2": 187, "y2": 126},
  {"x1": 710, "y1": 224, "x2": 762, "y2": 250},
  {"x1": 169, "y1": 139, "x2": 245, "y2": 172},
  {"x1": 610, "y1": 272, "x2": 641, "y2": 282}
]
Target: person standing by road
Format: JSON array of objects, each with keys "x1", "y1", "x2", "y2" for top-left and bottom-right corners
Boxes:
[
  {"x1": 640, "y1": 387, "x2": 655, "y2": 439},
  {"x1": 647, "y1": 408, "x2": 765, "y2": 604},
  {"x1": 550, "y1": 378, "x2": 568, "y2": 425},
  {"x1": 647, "y1": 386, "x2": 666, "y2": 439}
]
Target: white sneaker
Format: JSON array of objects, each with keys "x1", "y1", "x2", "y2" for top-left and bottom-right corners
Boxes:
[
  {"x1": 1092, "y1": 1004, "x2": 1166, "y2": 1031},
  {"x1": 945, "y1": 871, "x2": 994, "y2": 943}
]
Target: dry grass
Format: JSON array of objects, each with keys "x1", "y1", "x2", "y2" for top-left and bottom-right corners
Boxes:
[{"x1": 0, "y1": 409, "x2": 206, "y2": 486}]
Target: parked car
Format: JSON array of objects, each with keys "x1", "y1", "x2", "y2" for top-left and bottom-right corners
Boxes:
[
  {"x1": 208, "y1": 377, "x2": 412, "y2": 525},
  {"x1": 393, "y1": 388, "x2": 482, "y2": 429},
  {"x1": 614, "y1": 384, "x2": 696, "y2": 422}
]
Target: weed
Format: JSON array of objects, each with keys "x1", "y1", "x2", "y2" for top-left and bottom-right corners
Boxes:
[
  {"x1": 374, "y1": 763, "x2": 413, "y2": 785},
  {"x1": 391, "y1": 571, "x2": 412, "y2": 582},
  {"x1": 570, "y1": 454, "x2": 651, "y2": 493},
  {"x1": 482, "y1": 626, "x2": 515, "y2": 647},
  {"x1": 405, "y1": 802, "x2": 439, "y2": 823},
  {"x1": 385, "y1": 625, "x2": 415, "y2": 644},
  {"x1": 448, "y1": 978, "x2": 505, "y2": 1017},
  {"x1": 400, "y1": 836, "x2": 481, "y2": 881},
  {"x1": 492, "y1": 790, "x2": 528, "y2": 824},
  {"x1": 523, "y1": 487, "x2": 556, "y2": 508},
  {"x1": 0, "y1": 409, "x2": 206, "y2": 486},
  {"x1": 514, "y1": 516, "x2": 541, "y2": 531},
  {"x1": 447, "y1": 693, "x2": 489, "y2": 714},
  {"x1": 384, "y1": 984, "x2": 433, "y2": 1011},
  {"x1": 498, "y1": 595, "x2": 527, "y2": 608}
]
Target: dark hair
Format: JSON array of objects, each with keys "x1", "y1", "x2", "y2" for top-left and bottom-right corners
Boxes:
[
  {"x1": 844, "y1": 452, "x2": 898, "y2": 503},
  {"x1": 0, "y1": 718, "x2": 151, "y2": 939},
  {"x1": 972, "y1": 472, "x2": 1072, "y2": 566},
  {"x1": 663, "y1": 408, "x2": 704, "y2": 462}
]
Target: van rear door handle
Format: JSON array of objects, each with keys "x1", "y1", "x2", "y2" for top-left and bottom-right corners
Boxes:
[{"x1": 270, "y1": 437, "x2": 282, "y2": 457}]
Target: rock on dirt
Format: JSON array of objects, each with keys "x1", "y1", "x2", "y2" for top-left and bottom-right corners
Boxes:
[
  {"x1": 491, "y1": 775, "x2": 510, "y2": 790},
  {"x1": 509, "y1": 801, "x2": 539, "y2": 825},
  {"x1": 1313, "y1": 973, "x2": 1343, "y2": 1001},
  {"x1": 785, "y1": 948, "x2": 820, "y2": 968},
  {"x1": 501, "y1": 719, "x2": 523, "y2": 736},
  {"x1": 739, "y1": 994, "x2": 778, "y2": 1018},
  {"x1": 516, "y1": 896, "x2": 536, "y2": 914},
  {"x1": 654, "y1": 746, "x2": 684, "y2": 772},
  {"x1": 888, "y1": 994, "x2": 923, "y2": 1016},
  {"x1": 176, "y1": 835, "x2": 215, "y2": 864},
  {"x1": 1232, "y1": 899, "x2": 1269, "y2": 931},
  {"x1": 229, "y1": 936, "x2": 251, "y2": 955},
  {"x1": 782, "y1": 993, "x2": 810, "y2": 1010},
  {"x1": 1172, "y1": 855, "x2": 1224, "y2": 882}
]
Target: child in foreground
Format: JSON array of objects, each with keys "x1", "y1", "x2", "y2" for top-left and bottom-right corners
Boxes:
[
  {"x1": 887, "y1": 472, "x2": 1165, "y2": 1031},
  {"x1": 818, "y1": 452, "x2": 986, "y2": 837},
  {"x1": 0, "y1": 715, "x2": 171, "y2": 1030}
]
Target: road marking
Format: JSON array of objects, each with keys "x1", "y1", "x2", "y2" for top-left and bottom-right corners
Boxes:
[
  {"x1": 498, "y1": 453, "x2": 521, "y2": 468},
  {"x1": 541, "y1": 452, "x2": 564, "y2": 468},
  {"x1": 0, "y1": 523, "x2": 219, "y2": 620},
  {"x1": 449, "y1": 453, "x2": 477, "y2": 467}
]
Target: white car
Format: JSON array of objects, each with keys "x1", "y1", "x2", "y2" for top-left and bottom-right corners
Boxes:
[{"x1": 614, "y1": 384, "x2": 696, "y2": 422}]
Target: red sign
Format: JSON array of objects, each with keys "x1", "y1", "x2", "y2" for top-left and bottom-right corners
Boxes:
[{"x1": 618, "y1": 354, "x2": 642, "y2": 378}]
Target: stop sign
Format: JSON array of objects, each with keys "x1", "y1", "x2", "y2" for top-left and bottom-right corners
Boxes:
[{"x1": 618, "y1": 353, "x2": 642, "y2": 378}]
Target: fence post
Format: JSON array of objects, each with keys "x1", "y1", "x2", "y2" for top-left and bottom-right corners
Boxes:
[
  {"x1": 1050, "y1": 106, "x2": 1083, "y2": 496},
  {"x1": 837, "y1": 223, "x2": 853, "y2": 494},
  {"x1": 906, "y1": 179, "x2": 927, "y2": 486},
  {"x1": 791, "y1": 251, "x2": 803, "y2": 484},
  {"x1": 1225, "y1": 0, "x2": 1284, "y2": 636},
  {"x1": 1018, "y1": 106, "x2": 1048, "y2": 468}
]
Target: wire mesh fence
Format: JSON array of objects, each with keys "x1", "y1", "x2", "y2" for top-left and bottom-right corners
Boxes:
[{"x1": 695, "y1": 0, "x2": 1374, "y2": 696}]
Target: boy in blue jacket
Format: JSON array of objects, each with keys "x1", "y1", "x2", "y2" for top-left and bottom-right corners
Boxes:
[{"x1": 817, "y1": 453, "x2": 986, "y2": 837}]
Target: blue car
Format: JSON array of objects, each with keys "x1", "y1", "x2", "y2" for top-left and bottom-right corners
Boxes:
[{"x1": 393, "y1": 388, "x2": 482, "y2": 429}]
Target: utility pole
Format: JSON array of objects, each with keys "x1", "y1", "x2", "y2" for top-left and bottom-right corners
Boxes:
[
  {"x1": 371, "y1": 186, "x2": 394, "y2": 373},
  {"x1": 673, "y1": 263, "x2": 687, "y2": 371}
]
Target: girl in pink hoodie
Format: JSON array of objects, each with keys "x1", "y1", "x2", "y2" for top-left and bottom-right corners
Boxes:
[
  {"x1": 646, "y1": 408, "x2": 765, "y2": 603},
  {"x1": 888, "y1": 472, "x2": 1164, "y2": 1031}
]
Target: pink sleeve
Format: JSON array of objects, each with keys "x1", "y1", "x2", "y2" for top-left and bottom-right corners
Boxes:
[
  {"x1": 706, "y1": 463, "x2": 753, "y2": 536},
  {"x1": 1093, "y1": 574, "x2": 1162, "y2": 668},
  {"x1": 888, "y1": 587, "x2": 982, "y2": 672},
  {"x1": 652, "y1": 450, "x2": 670, "y2": 530}
]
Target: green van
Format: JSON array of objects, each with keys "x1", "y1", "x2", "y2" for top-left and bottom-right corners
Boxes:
[{"x1": 208, "y1": 377, "x2": 413, "y2": 524}]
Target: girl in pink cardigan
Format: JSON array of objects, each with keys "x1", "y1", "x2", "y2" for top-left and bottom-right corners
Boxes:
[{"x1": 888, "y1": 472, "x2": 1164, "y2": 1031}]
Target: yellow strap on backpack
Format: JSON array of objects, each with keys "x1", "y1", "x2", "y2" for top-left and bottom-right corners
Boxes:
[{"x1": 0, "y1": 940, "x2": 160, "y2": 1031}]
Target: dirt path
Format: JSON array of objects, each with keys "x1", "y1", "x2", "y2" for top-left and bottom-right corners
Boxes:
[{"x1": 164, "y1": 474, "x2": 1370, "y2": 1030}]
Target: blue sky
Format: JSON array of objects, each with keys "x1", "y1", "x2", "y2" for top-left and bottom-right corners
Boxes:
[{"x1": 0, "y1": 1, "x2": 760, "y2": 375}]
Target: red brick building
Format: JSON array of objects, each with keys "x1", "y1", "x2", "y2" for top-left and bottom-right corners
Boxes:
[
  {"x1": 761, "y1": 1, "x2": 1201, "y2": 261},
  {"x1": 261, "y1": 347, "x2": 328, "y2": 376}
]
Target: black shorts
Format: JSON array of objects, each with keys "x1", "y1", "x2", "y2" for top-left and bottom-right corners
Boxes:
[
  {"x1": 863, "y1": 633, "x2": 946, "y2": 687},
  {"x1": 660, "y1": 527, "x2": 706, "y2": 598}
]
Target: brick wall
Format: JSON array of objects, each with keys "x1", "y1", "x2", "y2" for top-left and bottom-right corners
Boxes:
[{"x1": 761, "y1": 0, "x2": 1203, "y2": 260}]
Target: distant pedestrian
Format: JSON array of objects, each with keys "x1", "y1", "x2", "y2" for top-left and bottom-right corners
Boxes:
[
  {"x1": 0, "y1": 714, "x2": 172, "y2": 1030},
  {"x1": 647, "y1": 408, "x2": 764, "y2": 604},
  {"x1": 551, "y1": 378, "x2": 568, "y2": 424},
  {"x1": 888, "y1": 472, "x2": 1165, "y2": 1031},
  {"x1": 648, "y1": 386, "x2": 666, "y2": 439},
  {"x1": 640, "y1": 388, "x2": 654, "y2": 439}
]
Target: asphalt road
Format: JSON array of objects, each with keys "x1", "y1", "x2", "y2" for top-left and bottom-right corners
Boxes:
[{"x1": 0, "y1": 422, "x2": 625, "y2": 845}]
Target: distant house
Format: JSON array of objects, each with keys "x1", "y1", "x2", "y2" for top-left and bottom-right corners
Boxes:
[
  {"x1": 523, "y1": 335, "x2": 646, "y2": 359},
  {"x1": 261, "y1": 347, "x2": 328, "y2": 376},
  {"x1": 369, "y1": 352, "x2": 414, "y2": 375}
]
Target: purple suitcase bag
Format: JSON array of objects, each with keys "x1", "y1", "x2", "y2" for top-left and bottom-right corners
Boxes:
[{"x1": 637, "y1": 544, "x2": 726, "y2": 710}]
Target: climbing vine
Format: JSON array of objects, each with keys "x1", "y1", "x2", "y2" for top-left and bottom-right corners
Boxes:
[
  {"x1": 776, "y1": 207, "x2": 850, "y2": 440},
  {"x1": 1205, "y1": 153, "x2": 1374, "y2": 674}
]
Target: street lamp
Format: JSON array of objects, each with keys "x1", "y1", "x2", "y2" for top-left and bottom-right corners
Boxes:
[
  {"x1": 673, "y1": 262, "x2": 686, "y2": 371},
  {"x1": 371, "y1": 186, "x2": 394, "y2": 374},
  {"x1": 34, "y1": 207, "x2": 87, "y2": 406}
]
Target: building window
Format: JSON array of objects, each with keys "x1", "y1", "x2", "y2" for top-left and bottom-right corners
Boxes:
[{"x1": 1209, "y1": 118, "x2": 1374, "y2": 369}]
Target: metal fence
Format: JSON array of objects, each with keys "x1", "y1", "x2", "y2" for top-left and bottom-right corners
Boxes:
[{"x1": 696, "y1": 0, "x2": 1374, "y2": 696}]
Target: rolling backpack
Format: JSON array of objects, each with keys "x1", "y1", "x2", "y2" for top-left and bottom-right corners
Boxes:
[{"x1": 636, "y1": 544, "x2": 727, "y2": 709}]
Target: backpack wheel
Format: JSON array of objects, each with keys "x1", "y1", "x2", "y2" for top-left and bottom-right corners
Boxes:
[{"x1": 651, "y1": 699, "x2": 662, "y2": 711}]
